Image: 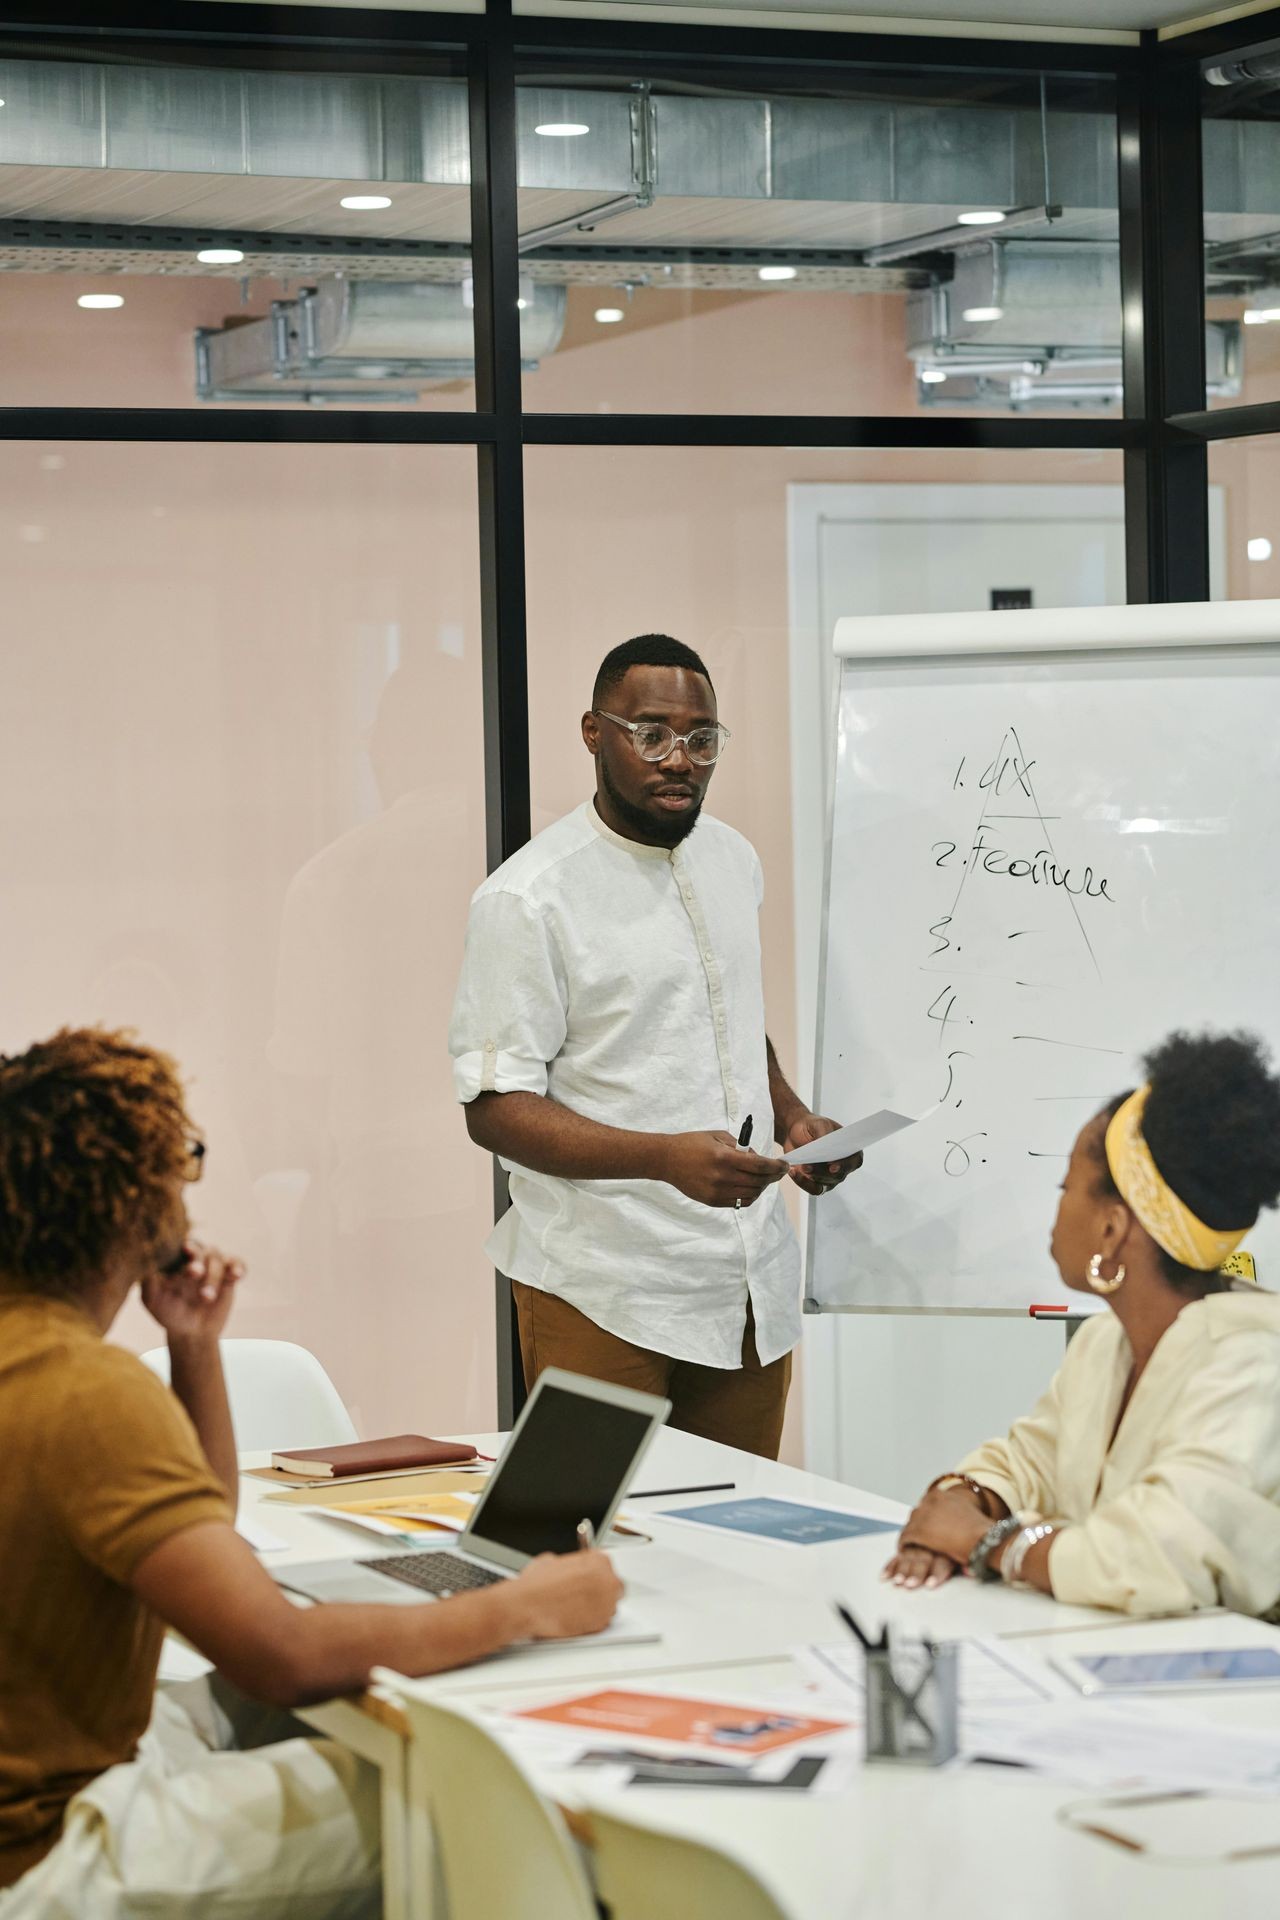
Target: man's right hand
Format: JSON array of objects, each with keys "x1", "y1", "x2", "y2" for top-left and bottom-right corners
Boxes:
[
  {"x1": 659, "y1": 1131, "x2": 789, "y2": 1208},
  {"x1": 508, "y1": 1550, "x2": 623, "y2": 1641}
]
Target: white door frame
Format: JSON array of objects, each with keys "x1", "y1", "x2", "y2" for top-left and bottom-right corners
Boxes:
[{"x1": 786, "y1": 479, "x2": 1226, "y2": 1478}]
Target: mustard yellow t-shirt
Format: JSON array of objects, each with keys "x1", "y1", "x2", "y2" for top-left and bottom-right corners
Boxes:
[{"x1": 0, "y1": 1294, "x2": 232, "y2": 1886}]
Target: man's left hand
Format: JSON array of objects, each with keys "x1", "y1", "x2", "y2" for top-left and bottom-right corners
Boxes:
[
  {"x1": 782, "y1": 1114, "x2": 862, "y2": 1197},
  {"x1": 141, "y1": 1241, "x2": 243, "y2": 1347}
]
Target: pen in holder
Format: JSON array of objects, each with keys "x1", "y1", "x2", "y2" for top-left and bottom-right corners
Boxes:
[{"x1": 863, "y1": 1632, "x2": 959, "y2": 1768}]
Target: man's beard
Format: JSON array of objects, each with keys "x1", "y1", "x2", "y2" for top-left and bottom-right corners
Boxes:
[{"x1": 600, "y1": 754, "x2": 703, "y2": 848}]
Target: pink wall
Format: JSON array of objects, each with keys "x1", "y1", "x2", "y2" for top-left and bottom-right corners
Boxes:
[{"x1": 2, "y1": 264, "x2": 1236, "y2": 1461}]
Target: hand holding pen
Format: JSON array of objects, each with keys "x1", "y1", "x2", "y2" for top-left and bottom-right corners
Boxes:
[{"x1": 657, "y1": 1114, "x2": 786, "y2": 1211}]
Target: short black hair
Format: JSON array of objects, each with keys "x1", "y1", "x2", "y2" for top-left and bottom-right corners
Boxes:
[
  {"x1": 1090, "y1": 1029, "x2": 1280, "y2": 1291},
  {"x1": 593, "y1": 635, "x2": 714, "y2": 710}
]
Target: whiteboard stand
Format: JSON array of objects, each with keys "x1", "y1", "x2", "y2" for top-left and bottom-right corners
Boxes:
[{"x1": 802, "y1": 597, "x2": 1280, "y2": 1497}]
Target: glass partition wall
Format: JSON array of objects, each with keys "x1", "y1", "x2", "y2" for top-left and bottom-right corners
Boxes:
[{"x1": 0, "y1": 2, "x2": 1250, "y2": 1437}]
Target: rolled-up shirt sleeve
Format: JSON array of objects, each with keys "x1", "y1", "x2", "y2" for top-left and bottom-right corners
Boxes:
[
  {"x1": 957, "y1": 1362, "x2": 1068, "y2": 1520},
  {"x1": 449, "y1": 889, "x2": 567, "y2": 1103}
]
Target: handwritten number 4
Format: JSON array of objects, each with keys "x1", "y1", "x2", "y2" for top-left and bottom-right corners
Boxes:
[{"x1": 927, "y1": 985, "x2": 958, "y2": 1045}]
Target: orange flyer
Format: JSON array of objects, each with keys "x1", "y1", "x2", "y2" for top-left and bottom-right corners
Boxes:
[{"x1": 515, "y1": 1690, "x2": 848, "y2": 1755}]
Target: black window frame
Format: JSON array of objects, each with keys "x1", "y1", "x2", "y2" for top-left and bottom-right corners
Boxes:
[{"x1": 0, "y1": 0, "x2": 1257, "y2": 1419}]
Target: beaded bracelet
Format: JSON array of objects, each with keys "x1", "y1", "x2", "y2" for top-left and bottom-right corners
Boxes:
[{"x1": 928, "y1": 1472, "x2": 990, "y2": 1503}]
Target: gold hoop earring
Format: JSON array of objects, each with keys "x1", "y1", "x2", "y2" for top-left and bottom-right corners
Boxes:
[{"x1": 1087, "y1": 1252, "x2": 1126, "y2": 1295}]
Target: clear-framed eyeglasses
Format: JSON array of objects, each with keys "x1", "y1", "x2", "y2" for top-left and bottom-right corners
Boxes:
[{"x1": 594, "y1": 710, "x2": 731, "y2": 766}]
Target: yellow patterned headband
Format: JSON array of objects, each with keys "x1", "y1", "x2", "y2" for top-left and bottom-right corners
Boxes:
[{"x1": 1104, "y1": 1085, "x2": 1250, "y2": 1272}]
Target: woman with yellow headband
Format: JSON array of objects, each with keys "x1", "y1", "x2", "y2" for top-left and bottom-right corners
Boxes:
[{"x1": 884, "y1": 1030, "x2": 1280, "y2": 1617}]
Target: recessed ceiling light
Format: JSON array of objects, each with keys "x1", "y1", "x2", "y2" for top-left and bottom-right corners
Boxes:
[
  {"x1": 920, "y1": 369, "x2": 948, "y2": 384},
  {"x1": 196, "y1": 248, "x2": 245, "y2": 265},
  {"x1": 758, "y1": 265, "x2": 797, "y2": 282},
  {"x1": 957, "y1": 210, "x2": 1006, "y2": 226},
  {"x1": 516, "y1": 297, "x2": 529, "y2": 310},
  {"x1": 1243, "y1": 307, "x2": 1280, "y2": 325},
  {"x1": 1248, "y1": 536, "x2": 1272, "y2": 561},
  {"x1": 339, "y1": 194, "x2": 392, "y2": 211},
  {"x1": 962, "y1": 306, "x2": 1003, "y2": 323},
  {"x1": 594, "y1": 307, "x2": 625, "y2": 324},
  {"x1": 535, "y1": 122, "x2": 590, "y2": 137},
  {"x1": 77, "y1": 293, "x2": 124, "y2": 310}
]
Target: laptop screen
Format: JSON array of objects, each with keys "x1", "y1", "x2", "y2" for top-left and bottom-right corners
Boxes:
[{"x1": 467, "y1": 1380, "x2": 658, "y2": 1560}]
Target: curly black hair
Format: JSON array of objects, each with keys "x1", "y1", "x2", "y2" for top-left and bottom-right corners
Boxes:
[
  {"x1": 1092, "y1": 1029, "x2": 1280, "y2": 1292},
  {"x1": 592, "y1": 635, "x2": 714, "y2": 710},
  {"x1": 0, "y1": 1027, "x2": 190, "y2": 1298}
]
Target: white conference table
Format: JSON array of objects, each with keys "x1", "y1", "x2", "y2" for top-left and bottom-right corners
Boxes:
[{"x1": 238, "y1": 1429, "x2": 1280, "y2": 1920}]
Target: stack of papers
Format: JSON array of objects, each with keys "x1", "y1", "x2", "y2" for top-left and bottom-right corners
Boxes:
[
  {"x1": 492, "y1": 1685, "x2": 862, "y2": 1797},
  {"x1": 798, "y1": 1636, "x2": 1062, "y2": 1714},
  {"x1": 966, "y1": 1703, "x2": 1280, "y2": 1796},
  {"x1": 801, "y1": 1635, "x2": 1280, "y2": 1797}
]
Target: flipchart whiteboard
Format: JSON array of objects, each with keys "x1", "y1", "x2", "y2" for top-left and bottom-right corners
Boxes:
[{"x1": 808, "y1": 601, "x2": 1280, "y2": 1315}]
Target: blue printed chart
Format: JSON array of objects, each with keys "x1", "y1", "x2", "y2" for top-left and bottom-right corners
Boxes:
[{"x1": 657, "y1": 1497, "x2": 899, "y2": 1545}]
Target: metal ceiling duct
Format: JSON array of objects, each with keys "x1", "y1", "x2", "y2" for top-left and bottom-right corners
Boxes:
[
  {"x1": 0, "y1": 57, "x2": 1118, "y2": 240},
  {"x1": 195, "y1": 280, "x2": 566, "y2": 402},
  {"x1": 906, "y1": 243, "x2": 1241, "y2": 407},
  {"x1": 0, "y1": 51, "x2": 1267, "y2": 410},
  {"x1": 907, "y1": 240, "x2": 1121, "y2": 353}
]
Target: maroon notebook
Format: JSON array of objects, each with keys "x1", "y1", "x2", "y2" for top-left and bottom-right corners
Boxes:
[{"x1": 269, "y1": 1434, "x2": 479, "y2": 1478}]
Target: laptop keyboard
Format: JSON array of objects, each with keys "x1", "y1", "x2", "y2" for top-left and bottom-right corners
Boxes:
[{"x1": 360, "y1": 1551, "x2": 504, "y2": 1597}]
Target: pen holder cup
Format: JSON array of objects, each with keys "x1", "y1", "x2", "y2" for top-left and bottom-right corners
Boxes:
[{"x1": 863, "y1": 1641, "x2": 959, "y2": 1768}]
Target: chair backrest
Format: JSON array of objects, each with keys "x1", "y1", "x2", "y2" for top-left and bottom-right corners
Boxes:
[
  {"x1": 139, "y1": 1338, "x2": 358, "y2": 1452},
  {"x1": 591, "y1": 1806, "x2": 795, "y2": 1920},
  {"x1": 396, "y1": 1692, "x2": 597, "y2": 1920}
]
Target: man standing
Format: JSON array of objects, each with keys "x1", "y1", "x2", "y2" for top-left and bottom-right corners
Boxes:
[{"x1": 450, "y1": 634, "x2": 856, "y2": 1459}]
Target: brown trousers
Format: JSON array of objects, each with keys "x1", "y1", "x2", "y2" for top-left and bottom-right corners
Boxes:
[{"x1": 512, "y1": 1281, "x2": 792, "y2": 1461}]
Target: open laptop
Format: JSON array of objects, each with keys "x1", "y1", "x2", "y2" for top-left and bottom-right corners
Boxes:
[{"x1": 276, "y1": 1367, "x2": 669, "y2": 1609}]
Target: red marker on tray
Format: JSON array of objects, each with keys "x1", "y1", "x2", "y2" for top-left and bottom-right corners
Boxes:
[{"x1": 1029, "y1": 1303, "x2": 1068, "y2": 1315}]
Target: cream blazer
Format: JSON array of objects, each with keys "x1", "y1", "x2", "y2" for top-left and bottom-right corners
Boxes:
[{"x1": 959, "y1": 1289, "x2": 1280, "y2": 1617}]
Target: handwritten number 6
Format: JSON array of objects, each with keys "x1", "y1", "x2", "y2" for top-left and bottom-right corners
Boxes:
[{"x1": 944, "y1": 1132, "x2": 988, "y2": 1178}]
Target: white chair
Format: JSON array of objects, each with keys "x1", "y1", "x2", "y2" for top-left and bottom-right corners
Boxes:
[
  {"x1": 140, "y1": 1338, "x2": 357, "y2": 1452},
  {"x1": 591, "y1": 1806, "x2": 795, "y2": 1920},
  {"x1": 394, "y1": 1691, "x2": 597, "y2": 1920}
]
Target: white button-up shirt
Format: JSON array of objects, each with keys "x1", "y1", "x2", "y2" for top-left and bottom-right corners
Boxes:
[{"x1": 449, "y1": 802, "x2": 801, "y2": 1367}]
